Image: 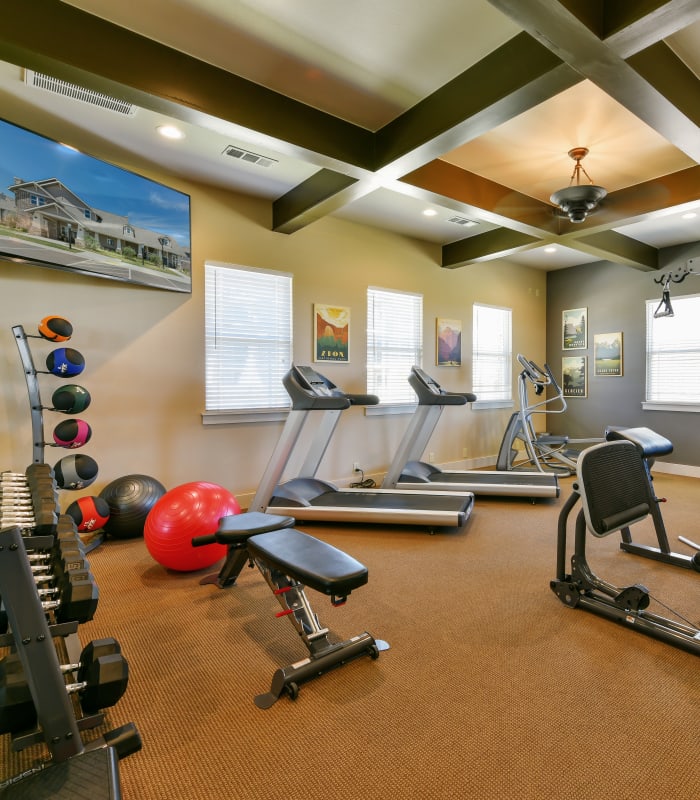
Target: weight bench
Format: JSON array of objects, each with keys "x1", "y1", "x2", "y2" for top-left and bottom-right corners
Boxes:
[
  {"x1": 551, "y1": 440, "x2": 700, "y2": 655},
  {"x1": 605, "y1": 426, "x2": 700, "y2": 572},
  {"x1": 193, "y1": 512, "x2": 388, "y2": 708}
]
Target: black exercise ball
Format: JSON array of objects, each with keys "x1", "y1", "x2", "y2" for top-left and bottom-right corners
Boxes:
[{"x1": 99, "y1": 474, "x2": 167, "y2": 539}]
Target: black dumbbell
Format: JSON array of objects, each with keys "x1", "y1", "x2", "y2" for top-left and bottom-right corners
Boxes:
[
  {"x1": 0, "y1": 565, "x2": 98, "y2": 629},
  {"x1": 0, "y1": 638, "x2": 128, "y2": 733}
]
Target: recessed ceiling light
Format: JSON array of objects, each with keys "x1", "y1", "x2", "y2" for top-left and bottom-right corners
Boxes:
[
  {"x1": 681, "y1": 212, "x2": 697, "y2": 220},
  {"x1": 544, "y1": 246, "x2": 557, "y2": 253},
  {"x1": 422, "y1": 208, "x2": 438, "y2": 217},
  {"x1": 157, "y1": 125, "x2": 185, "y2": 140}
]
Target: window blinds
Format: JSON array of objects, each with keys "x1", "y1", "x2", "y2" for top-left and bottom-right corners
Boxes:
[
  {"x1": 205, "y1": 263, "x2": 292, "y2": 411},
  {"x1": 472, "y1": 303, "x2": 512, "y2": 402},
  {"x1": 367, "y1": 286, "x2": 423, "y2": 404},
  {"x1": 646, "y1": 293, "x2": 700, "y2": 404}
]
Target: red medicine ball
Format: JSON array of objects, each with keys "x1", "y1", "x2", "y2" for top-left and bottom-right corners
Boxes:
[{"x1": 66, "y1": 496, "x2": 110, "y2": 532}]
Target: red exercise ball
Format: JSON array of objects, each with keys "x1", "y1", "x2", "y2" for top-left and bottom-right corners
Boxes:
[{"x1": 144, "y1": 481, "x2": 240, "y2": 572}]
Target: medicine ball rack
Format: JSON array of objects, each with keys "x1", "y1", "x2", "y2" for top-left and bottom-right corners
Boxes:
[{"x1": 12, "y1": 324, "x2": 46, "y2": 467}]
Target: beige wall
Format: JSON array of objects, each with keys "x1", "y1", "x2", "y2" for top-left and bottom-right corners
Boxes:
[{"x1": 1, "y1": 173, "x2": 546, "y2": 510}]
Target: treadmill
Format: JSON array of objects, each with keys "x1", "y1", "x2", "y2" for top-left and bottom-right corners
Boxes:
[
  {"x1": 249, "y1": 364, "x2": 474, "y2": 528},
  {"x1": 381, "y1": 366, "x2": 559, "y2": 499}
]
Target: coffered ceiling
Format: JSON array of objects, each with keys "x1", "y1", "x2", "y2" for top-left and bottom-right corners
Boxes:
[{"x1": 1, "y1": 0, "x2": 698, "y2": 272}]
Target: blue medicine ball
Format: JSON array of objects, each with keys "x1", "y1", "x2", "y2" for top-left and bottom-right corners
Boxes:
[{"x1": 46, "y1": 348, "x2": 85, "y2": 378}]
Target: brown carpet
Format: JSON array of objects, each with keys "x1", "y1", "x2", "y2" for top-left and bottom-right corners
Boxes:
[{"x1": 2, "y1": 473, "x2": 699, "y2": 799}]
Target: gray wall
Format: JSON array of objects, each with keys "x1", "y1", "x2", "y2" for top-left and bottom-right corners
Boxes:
[{"x1": 546, "y1": 243, "x2": 700, "y2": 467}]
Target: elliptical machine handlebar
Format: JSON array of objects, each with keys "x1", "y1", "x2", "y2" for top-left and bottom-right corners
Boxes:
[{"x1": 515, "y1": 354, "x2": 568, "y2": 414}]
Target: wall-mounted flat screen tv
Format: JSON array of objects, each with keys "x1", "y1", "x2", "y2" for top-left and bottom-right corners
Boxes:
[{"x1": 0, "y1": 117, "x2": 191, "y2": 293}]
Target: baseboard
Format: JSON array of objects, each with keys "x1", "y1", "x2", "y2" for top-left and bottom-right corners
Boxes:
[
  {"x1": 233, "y1": 457, "x2": 699, "y2": 509},
  {"x1": 653, "y1": 461, "x2": 700, "y2": 479}
]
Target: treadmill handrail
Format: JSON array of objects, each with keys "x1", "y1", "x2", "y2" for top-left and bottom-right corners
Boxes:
[{"x1": 409, "y1": 366, "x2": 476, "y2": 405}]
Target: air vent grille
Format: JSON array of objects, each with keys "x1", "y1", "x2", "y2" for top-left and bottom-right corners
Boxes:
[
  {"x1": 24, "y1": 70, "x2": 137, "y2": 115},
  {"x1": 223, "y1": 146, "x2": 277, "y2": 168},
  {"x1": 448, "y1": 216, "x2": 478, "y2": 227}
]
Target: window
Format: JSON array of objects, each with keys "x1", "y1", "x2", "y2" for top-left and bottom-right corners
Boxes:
[
  {"x1": 645, "y1": 293, "x2": 700, "y2": 410},
  {"x1": 205, "y1": 262, "x2": 292, "y2": 414},
  {"x1": 367, "y1": 286, "x2": 423, "y2": 405},
  {"x1": 472, "y1": 303, "x2": 512, "y2": 404}
]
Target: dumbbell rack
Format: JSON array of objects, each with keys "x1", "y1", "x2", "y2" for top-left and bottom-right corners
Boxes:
[
  {"x1": 2, "y1": 328, "x2": 140, "y2": 797},
  {"x1": 0, "y1": 525, "x2": 135, "y2": 798}
]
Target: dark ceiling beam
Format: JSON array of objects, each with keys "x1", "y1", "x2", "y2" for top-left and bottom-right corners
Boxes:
[
  {"x1": 560, "y1": 0, "x2": 700, "y2": 56},
  {"x1": 373, "y1": 34, "x2": 579, "y2": 172},
  {"x1": 560, "y1": 230, "x2": 659, "y2": 271},
  {"x1": 627, "y1": 42, "x2": 700, "y2": 127},
  {"x1": 487, "y1": 0, "x2": 700, "y2": 161},
  {"x1": 1, "y1": 0, "x2": 375, "y2": 171},
  {"x1": 272, "y1": 171, "x2": 360, "y2": 233},
  {"x1": 442, "y1": 229, "x2": 541, "y2": 269},
  {"x1": 600, "y1": 0, "x2": 700, "y2": 56},
  {"x1": 276, "y1": 36, "x2": 580, "y2": 233}
]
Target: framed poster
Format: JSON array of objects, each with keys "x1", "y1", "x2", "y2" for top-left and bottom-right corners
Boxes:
[
  {"x1": 562, "y1": 356, "x2": 587, "y2": 397},
  {"x1": 314, "y1": 304, "x2": 349, "y2": 362},
  {"x1": 436, "y1": 318, "x2": 462, "y2": 366},
  {"x1": 594, "y1": 332, "x2": 623, "y2": 376},
  {"x1": 562, "y1": 307, "x2": 587, "y2": 350}
]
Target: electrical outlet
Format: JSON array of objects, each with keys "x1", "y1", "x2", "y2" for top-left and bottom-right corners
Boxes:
[
  {"x1": 428, "y1": 452, "x2": 435, "y2": 463},
  {"x1": 353, "y1": 462, "x2": 362, "y2": 473}
]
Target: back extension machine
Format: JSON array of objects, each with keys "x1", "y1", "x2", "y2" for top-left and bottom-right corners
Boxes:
[
  {"x1": 551, "y1": 440, "x2": 700, "y2": 655},
  {"x1": 194, "y1": 512, "x2": 389, "y2": 708},
  {"x1": 604, "y1": 425, "x2": 700, "y2": 573}
]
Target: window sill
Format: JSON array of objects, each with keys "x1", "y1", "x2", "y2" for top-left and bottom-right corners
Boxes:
[
  {"x1": 471, "y1": 400, "x2": 513, "y2": 410},
  {"x1": 642, "y1": 401, "x2": 700, "y2": 413},
  {"x1": 364, "y1": 404, "x2": 416, "y2": 416},
  {"x1": 202, "y1": 408, "x2": 289, "y2": 425}
]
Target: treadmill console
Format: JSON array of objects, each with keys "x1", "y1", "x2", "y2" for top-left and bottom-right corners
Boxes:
[
  {"x1": 294, "y1": 365, "x2": 339, "y2": 397},
  {"x1": 413, "y1": 367, "x2": 443, "y2": 395}
]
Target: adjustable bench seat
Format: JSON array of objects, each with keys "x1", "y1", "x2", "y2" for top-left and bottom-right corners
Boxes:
[{"x1": 246, "y1": 528, "x2": 368, "y2": 597}]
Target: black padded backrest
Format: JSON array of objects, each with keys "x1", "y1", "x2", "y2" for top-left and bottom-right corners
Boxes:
[{"x1": 577, "y1": 441, "x2": 651, "y2": 537}]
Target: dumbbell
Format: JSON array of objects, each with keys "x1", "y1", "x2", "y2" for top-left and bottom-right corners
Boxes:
[
  {"x1": 0, "y1": 557, "x2": 98, "y2": 630},
  {"x1": 0, "y1": 637, "x2": 129, "y2": 733}
]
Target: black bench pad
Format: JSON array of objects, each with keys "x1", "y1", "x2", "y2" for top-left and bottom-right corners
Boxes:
[
  {"x1": 216, "y1": 512, "x2": 295, "y2": 544},
  {"x1": 605, "y1": 426, "x2": 673, "y2": 458},
  {"x1": 247, "y1": 528, "x2": 368, "y2": 597}
]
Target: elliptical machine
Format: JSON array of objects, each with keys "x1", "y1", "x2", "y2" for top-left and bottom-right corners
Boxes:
[{"x1": 497, "y1": 354, "x2": 600, "y2": 477}]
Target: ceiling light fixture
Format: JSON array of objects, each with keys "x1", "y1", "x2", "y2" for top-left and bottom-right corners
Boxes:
[
  {"x1": 550, "y1": 147, "x2": 607, "y2": 223},
  {"x1": 157, "y1": 124, "x2": 185, "y2": 140},
  {"x1": 422, "y1": 208, "x2": 438, "y2": 217}
]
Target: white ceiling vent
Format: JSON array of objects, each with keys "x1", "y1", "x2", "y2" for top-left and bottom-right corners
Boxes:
[
  {"x1": 24, "y1": 69, "x2": 137, "y2": 116},
  {"x1": 448, "y1": 216, "x2": 479, "y2": 227},
  {"x1": 223, "y1": 145, "x2": 277, "y2": 168}
]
